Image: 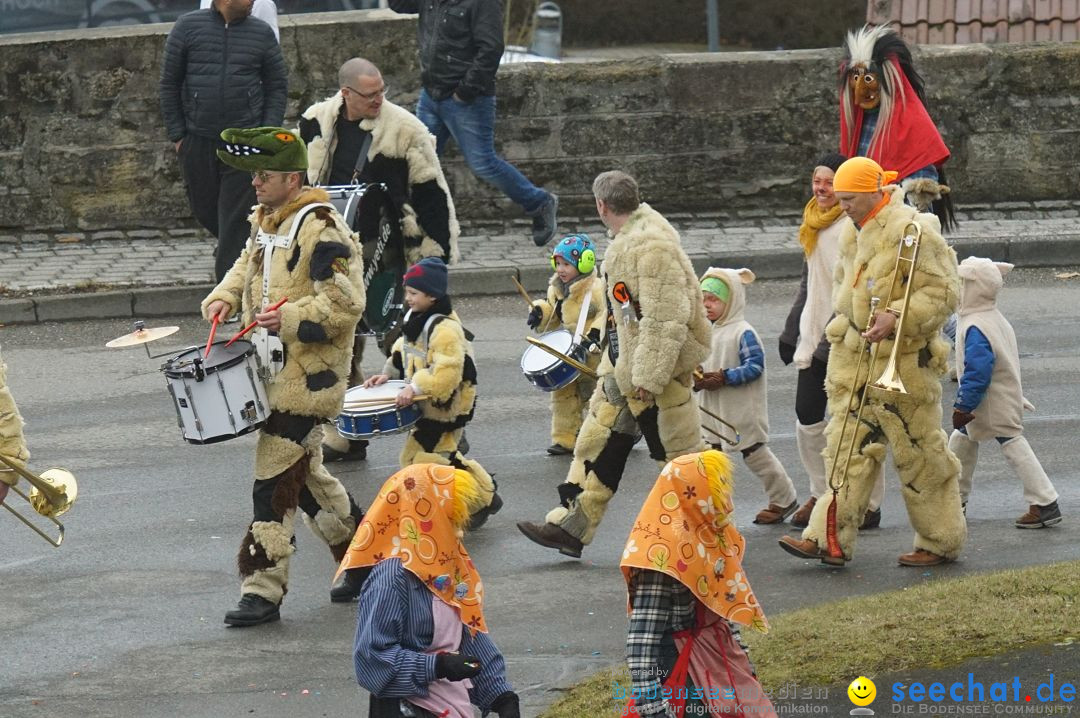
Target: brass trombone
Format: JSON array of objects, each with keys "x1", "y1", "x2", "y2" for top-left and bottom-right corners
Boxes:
[{"x1": 0, "y1": 453, "x2": 78, "y2": 547}]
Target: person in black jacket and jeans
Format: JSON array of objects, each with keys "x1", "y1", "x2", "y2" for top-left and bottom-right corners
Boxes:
[
  {"x1": 389, "y1": 0, "x2": 559, "y2": 247},
  {"x1": 159, "y1": 0, "x2": 287, "y2": 283}
]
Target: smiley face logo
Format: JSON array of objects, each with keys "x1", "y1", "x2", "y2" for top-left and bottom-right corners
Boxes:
[{"x1": 847, "y1": 676, "x2": 876, "y2": 707}]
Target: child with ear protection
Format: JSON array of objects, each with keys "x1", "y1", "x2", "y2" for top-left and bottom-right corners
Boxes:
[
  {"x1": 527, "y1": 234, "x2": 606, "y2": 455},
  {"x1": 696, "y1": 267, "x2": 800, "y2": 525}
]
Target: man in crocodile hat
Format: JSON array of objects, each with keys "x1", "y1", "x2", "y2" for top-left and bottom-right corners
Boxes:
[{"x1": 201, "y1": 126, "x2": 368, "y2": 626}]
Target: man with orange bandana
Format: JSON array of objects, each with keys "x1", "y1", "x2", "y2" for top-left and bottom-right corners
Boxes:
[
  {"x1": 778, "y1": 157, "x2": 965, "y2": 568},
  {"x1": 336, "y1": 464, "x2": 520, "y2": 718},
  {"x1": 620, "y1": 451, "x2": 775, "y2": 717}
]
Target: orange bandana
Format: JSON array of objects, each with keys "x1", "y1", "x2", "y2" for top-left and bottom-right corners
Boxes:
[
  {"x1": 336, "y1": 464, "x2": 487, "y2": 633},
  {"x1": 620, "y1": 451, "x2": 769, "y2": 633},
  {"x1": 834, "y1": 156, "x2": 898, "y2": 193}
]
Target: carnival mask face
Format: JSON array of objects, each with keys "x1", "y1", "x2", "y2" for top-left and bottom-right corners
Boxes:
[{"x1": 848, "y1": 65, "x2": 881, "y2": 110}]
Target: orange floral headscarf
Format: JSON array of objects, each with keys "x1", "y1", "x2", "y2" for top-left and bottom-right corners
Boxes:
[
  {"x1": 620, "y1": 451, "x2": 769, "y2": 633},
  {"x1": 336, "y1": 464, "x2": 488, "y2": 633}
]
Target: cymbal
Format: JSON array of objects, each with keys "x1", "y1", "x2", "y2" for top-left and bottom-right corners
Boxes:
[{"x1": 106, "y1": 325, "x2": 180, "y2": 348}]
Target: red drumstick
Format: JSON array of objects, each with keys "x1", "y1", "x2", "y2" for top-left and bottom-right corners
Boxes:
[
  {"x1": 203, "y1": 315, "x2": 220, "y2": 359},
  {"x1": 224, "y1": 296, "x2": 289, "y2": 348}
]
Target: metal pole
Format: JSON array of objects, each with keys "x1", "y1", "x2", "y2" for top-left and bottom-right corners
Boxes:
[{"x1": 706, "y1": 0, "x2": 719, "y2": 52}]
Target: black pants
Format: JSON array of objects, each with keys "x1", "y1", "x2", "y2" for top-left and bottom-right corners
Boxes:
[
  {"x1": 180, "y1": 134, "x2": 257, "y2": 282},
  {"x1": 368, "y1": 696, "x2": 438, "y2": 718},
  {"x1": 795, "y1": 356, "x2": 828, "y2": 425}
]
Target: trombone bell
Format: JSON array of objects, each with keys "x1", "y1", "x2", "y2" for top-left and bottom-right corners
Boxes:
[
  {"x1": 1, "y1": 456, "x2": 77, "y2": 547},
  {"x1": 870, "y1": 355, "x2": 907, "y2": 394}
]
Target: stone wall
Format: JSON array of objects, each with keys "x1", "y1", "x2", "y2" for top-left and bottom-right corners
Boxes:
[{"x1": 1, "y1": 12, "x2": 1079, "y2": 235}]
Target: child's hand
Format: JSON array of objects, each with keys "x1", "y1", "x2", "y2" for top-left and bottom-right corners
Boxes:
[
  {"x1": 396, "y1": 385, "x2": 416, "y2": 407},
  {"x1": 527, "y1": 305, "x2": 543, "y2": 329},
  {"x1": 778, "y1": 339, "x2": 796, "y2": 366},
  {"x1": 693, "y1": 371, "x2": 727, "y2": 392},
  {"x1": 952, "y1": 409, "x2": 975, "y2": 430}
]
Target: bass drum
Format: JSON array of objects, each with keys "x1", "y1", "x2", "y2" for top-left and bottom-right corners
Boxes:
[{"x1": 324, "y1": 183, "x2": 406, "y2": 355}]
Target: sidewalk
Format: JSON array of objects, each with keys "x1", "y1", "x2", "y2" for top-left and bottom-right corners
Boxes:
[{"x1": 2, "y1": 211, "x2": 1080, "y2": 325}]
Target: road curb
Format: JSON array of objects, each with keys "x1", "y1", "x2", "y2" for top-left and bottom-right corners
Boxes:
[{"x1": 2, "y1": 236, "x2": 1079, "y2": 325}]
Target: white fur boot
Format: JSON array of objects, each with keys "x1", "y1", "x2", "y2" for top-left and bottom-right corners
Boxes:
[
  {"x1": 948, "y1": 429, "x2": 979, "y2": 505},
  {"x1": 1000, "y1": 436, "x2": 1058, "y2": 507},
  {"x1": 796, "y1": 420, "x2": 828, "y2": 499}
]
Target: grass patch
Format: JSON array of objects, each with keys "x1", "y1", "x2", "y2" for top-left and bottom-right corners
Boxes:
[{"x1": 539, "y1": 560, "x2": 1080, "y2": 717}]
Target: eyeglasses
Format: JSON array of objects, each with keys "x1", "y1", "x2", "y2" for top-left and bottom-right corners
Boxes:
[
  {"x1": 250, "y1": 170, "x2": 283, "y2": 183},
  {"x1": 344, "y1": 84, "x2": 388, "y2": 101}
]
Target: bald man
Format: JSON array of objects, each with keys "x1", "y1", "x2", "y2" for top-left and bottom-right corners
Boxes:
[
  {"x1": 778, "y1": 157, "x2": 965, "y2": 568},
  {"x1": 299, "y1": 57, "x2": 460, "y2": 462}
]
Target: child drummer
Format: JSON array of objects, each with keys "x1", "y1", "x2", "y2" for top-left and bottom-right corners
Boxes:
[
  {"x1": 333, "y1": 257, "x2": 502, "y2": 602},
  {"x1": 527, "y1": 234, "x2": 605, "y2": 455},
  {"x1": 695, "y1": 267, "x2": 800, "y2": 525}
]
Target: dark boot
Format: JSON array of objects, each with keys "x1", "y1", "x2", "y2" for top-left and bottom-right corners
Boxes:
[
  {"x1": 330, "y1": 567, "x2": 367, "y2": 603},
  {"x1": 859, "y1": 507, "x2": 882, "y2": 530},
  {"x1": 466, "y1": 491, "x2": 503, "y2": 531},
  {"x1": 1015, "y1": 501, "x2": 1062, "y2": 529},
  {"x1": 324, "y1": 439, "x2": 368, "y2": 463},
  {"x1": 789, "y1": 497, "x2": 816, "y2": 529},
  {"x1": 531, "y1": 193, "x2": 559, "y2": 247},
  {"x1": 224, "y1": 593, "x2": 280, "y2": 627},
  {"x1": 517, "y1": 520, "x2": 583, "y2": 558},
  {"x1": 546, "y1": 443, "x2": 573, "y2": 456}
]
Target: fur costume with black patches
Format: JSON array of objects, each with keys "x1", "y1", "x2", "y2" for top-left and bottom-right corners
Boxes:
[
  {"x1": 201, "y1": 189, "x2": 367, "y2": 605},
  {"x1": 0, "y1": 350, "x2": 29, "y2": 484},
  {"x1": 300, "y1": 94, "x2": 460, "y2": 264},
  {"x1": 601, "y1": 203, "x2": 711, "y2": 397},
  {"x1": 531, "y1": 270, "x2": 606, "y2": 448},
  {"x1": 801, "y1": 186, "x2": 965, "y2": 560}
]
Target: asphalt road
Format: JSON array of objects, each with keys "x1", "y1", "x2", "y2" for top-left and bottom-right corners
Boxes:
[{"x1": 1, "y1": 268, "x2": 1078, "y2": 718}]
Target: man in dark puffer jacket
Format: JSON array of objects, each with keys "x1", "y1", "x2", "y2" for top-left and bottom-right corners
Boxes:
[{"x1": 160, "y1": 0, "x2": 288, "y2": 282}]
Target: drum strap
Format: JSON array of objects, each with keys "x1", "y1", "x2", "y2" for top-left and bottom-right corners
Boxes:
[
  {"x1": 351, "y1": 132, "x2": 374, "y2": 183},
  {"x1": 255, "y1": 202, "x2": 335, "y2": 308},
  {"x1": 571, "y1": 276, "x2": 595, "y2": 343}
]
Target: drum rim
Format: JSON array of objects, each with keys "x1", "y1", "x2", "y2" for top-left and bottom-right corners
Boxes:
[
  {"x1": 163, "y1": 339, "x2": 255, "y2": 378},
  {"x1": 340, "y1": 380, "x2": 413, "y2": 417},
  {"x1": 520, "y1": 329, "x2": 578, "y2": 374}
]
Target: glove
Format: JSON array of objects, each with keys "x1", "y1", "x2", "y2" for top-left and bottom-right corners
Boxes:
[
  {"x1": 952, "y1": 409, "x2": 975, "y2": 430},
  {"x1": 584, "y1": 327, "x2": 602, "y2": 353},
  {"x1": 489, "y1": 690, "x2": 521, "y2": 718},
  {"x1": 693, "y1": 370, "x2": 726, "y2": 392},
  {"x1": 435, "y1": 652, "x2": 482, "y2": 682},
  {"x1": 778, "y1": 339, "x2": 796, "y2": 366},
  {"x1": 527, "y1": 305, "x2": 543, "y2": 330}
]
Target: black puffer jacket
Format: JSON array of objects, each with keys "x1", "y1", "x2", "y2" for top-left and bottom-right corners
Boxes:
[
  {"x1": 159, "y1": 8, "x2": 287, "y2": 143},
  {"x1": 389, "y1": 0, "x2": 503, "y2": 102}
]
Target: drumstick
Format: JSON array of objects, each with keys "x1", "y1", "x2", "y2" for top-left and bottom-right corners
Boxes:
[
  {"x1": 343, "y1": 394, "x2": 428, "y2": 407},
  {"x1": 224, "y1": 297, "x2": 289, "y2": 348},
  {"x1": 511, "y1": 275, "x2": 534, "y2": 309},
  {"x1": 525, "y1": 336, "x2": 599, "y2": 379},
  {"x1": 203, "y1": 315, "x2": 220, "y2": 359}
]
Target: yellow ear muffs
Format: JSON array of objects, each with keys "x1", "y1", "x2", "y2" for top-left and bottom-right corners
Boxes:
[{"x1": 578, "y1": 247, "x2": 596, "y2": 274}]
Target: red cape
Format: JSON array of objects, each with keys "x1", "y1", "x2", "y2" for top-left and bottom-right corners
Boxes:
[{"x1": 839, "y1": 58, "x2": 950, "y2": 180}]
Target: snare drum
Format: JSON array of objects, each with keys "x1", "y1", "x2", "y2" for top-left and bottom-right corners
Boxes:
[
  {"x1": 337, "y1": 380, "x2": 420, "y2": 440},
  {"x1": 521, "y1": 329, "x2": 586, "y2": 392},
  {"x1": 324, "y1": 184, "x2": 406, "y2": 344},
  {"x1": 162, "y1": 340, "x2": 270, "y2": 445}
]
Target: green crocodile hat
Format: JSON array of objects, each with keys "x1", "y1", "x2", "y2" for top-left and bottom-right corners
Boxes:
[{"x1": 216, "y1": 127, "x2": 308, "y2": 172}]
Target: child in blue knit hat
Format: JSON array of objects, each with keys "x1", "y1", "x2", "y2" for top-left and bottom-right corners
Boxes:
[{"x1": 526, "y1": 234, "x2": 606, "y2": 454}]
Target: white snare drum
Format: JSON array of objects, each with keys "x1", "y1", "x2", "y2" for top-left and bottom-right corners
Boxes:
[
  {"x1": 337, "y1": 380, "x2": 421, "y2": 439},
  {"x1": 162, "y1": 339, "x2": 270, "y2": 445},
  {"x1": 521, "y1": 329, "x2": 585, "y2": 392}
]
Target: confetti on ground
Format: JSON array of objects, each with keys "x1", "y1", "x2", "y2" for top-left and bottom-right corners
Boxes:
[{"x1": 302, "y1": 689, "x2": 310, "y2": 695}]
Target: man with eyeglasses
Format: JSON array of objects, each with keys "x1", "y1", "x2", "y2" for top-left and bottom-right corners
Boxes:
[
  {"x1": 202, "y1": 127, "x2": 368, "y2": 626},
  {"x1": 390, "y1": 0, "x2": 559, "y2": 247},
  {"x1": 160, "y1": 0, "x2": 287, "y2": 286}
]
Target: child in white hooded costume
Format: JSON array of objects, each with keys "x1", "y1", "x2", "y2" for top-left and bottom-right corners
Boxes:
[
  {"x1": 948, "y1": 257, "x2": 1061, "y2": 529},
  {"x1": 695, "y1": 267, "x2": 798, "y2": 524}
]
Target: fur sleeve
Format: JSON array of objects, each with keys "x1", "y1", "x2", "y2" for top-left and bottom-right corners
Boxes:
[
  {"x1": 201, "y1": 240, "x2": 251, "y2": 320},
  {"x1": 0, "y1": 356, "x2": 29, "y2": 481},
  {"x1": 889, "y1": 228, "x2": 958, "y2": 343},
  {"x1": 632, "y1": 252, "x2": 694, "y2": 395},
  {"x1": 410, "y1": 320, "x2": 465, "y2": 402},
  {"x1": 278, "y1": 225, "x2": 365, "y2": 345},
  {"x1": 406, "y1": 130, "x2": 457, "y2": 261}
]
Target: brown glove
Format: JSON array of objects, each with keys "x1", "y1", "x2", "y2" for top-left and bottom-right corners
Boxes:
[
  {"x1": 693, "y1": 370, "x2": 727, "y2": 392},
  {"x1": 952, "y1": 409, "x2": 975, "y2": 430}
]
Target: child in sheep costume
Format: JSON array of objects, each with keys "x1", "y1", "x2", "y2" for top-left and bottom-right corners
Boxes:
[
  {"x1": 696, "y1": 267, "x2": 798, "y2": 525},
  {"x1": 527, "y1": 234, "x2": 606, "y2": 455},
  {"x1": 948, "y1": 257, "x2": 1061, "y2": 529},
  {"x1": 779, "y1": 157, "x2": 965, "y2": 568},
  {"x1": 201, "y1": 127, "x2": 367, "y2": 626}
]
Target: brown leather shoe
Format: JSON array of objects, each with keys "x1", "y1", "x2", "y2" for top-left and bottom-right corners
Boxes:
[
  {"x1": 517, "y1": 521, "x2": 583, "y2": 558},
  {"x1": 778, "y1": 535, "x2": 847, "y2": 566},
  {"x1": 754, "y1": 500, "x2": 798, "y2": 525},
  {"x1": 789, "y1": 497, "x2": 817, "y2": 528},
  {"x1": 859, "y1": 507, "x2": 881, "y2": 530},
  {"x1": 897, "y1": 549, "x2": 950, "y2": 567}
]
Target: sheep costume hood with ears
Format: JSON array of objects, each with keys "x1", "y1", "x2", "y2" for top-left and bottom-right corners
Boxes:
[
  {"x1": 957, "y1": 256, "x2": 1012, "y2": 316},
  {"x1": 697, "y1": 267, "x2": 770, "y2": 452}
]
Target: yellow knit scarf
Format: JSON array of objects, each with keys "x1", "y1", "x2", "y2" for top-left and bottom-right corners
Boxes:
[{"x1": 798, "y1": 198, "x2": 844, "y2": 257}]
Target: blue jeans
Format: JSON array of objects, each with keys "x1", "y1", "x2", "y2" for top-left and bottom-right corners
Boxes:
[{"x1": 416, "y1": 89, "x2": 549, "y2": 214}]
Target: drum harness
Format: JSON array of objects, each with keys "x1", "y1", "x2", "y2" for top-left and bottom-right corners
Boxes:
[{"x1": 253, "y1": 202, "x2": 334, "y2": 381}]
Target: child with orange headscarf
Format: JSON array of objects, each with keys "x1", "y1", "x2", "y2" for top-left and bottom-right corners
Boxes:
[
  {"x1": 620, "y1": 450, "x2": 775, "y2": 717},
  {"x1": 336, "y1": 464, "x2": 520, "y2": 718}
]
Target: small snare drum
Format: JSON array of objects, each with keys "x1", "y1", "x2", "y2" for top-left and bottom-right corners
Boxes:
[
  {"x1": 162, "y1": 340, "x2": 270, "y2": 445},
  {"x1": 337, "y1": 380, "x2": 421, "y2": 440},
  {"x1": 521, "y1": 329, "x2": 586, "y2": 392}
]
